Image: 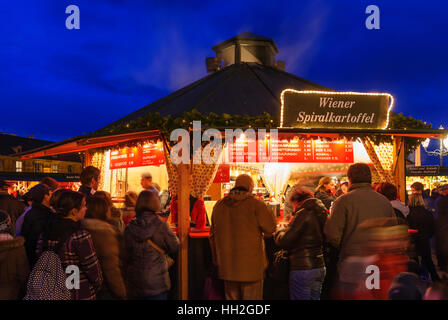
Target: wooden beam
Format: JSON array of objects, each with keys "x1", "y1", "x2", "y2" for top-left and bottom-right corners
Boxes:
[
  {"x1": 393, "y1": 136, "x2": 406, "y2": 202},
  {"x1": 177, "y1": 164, "x2": 190, "y2": 300}
]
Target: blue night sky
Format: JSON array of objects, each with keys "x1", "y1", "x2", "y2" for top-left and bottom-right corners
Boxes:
[{"x1": 1, "y1": 0, "x2": 447, "y2": 142}]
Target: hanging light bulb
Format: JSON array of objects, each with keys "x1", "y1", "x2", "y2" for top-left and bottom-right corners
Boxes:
[
  {"x1": 422, "y1": 138, "x2": 431, "y2": 149},
  {"x1": 443, "y1": 137, "x2": 448, "y2": 149}
]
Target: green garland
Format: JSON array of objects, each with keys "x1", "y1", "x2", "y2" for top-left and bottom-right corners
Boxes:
[{"x1": 91, "y1": 109, "x2": 431, "y2": 156}]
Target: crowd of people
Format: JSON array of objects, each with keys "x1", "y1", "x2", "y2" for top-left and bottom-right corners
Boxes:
[
  {"x1": 210, "y1": 163, "x2": 448, "y2": 300},
  {"x1": 0, "y1": 166, "x2": 179, "y2": 300},
  {"x1": 2, "y1": 162, "x2": 448, "y2": 300}
]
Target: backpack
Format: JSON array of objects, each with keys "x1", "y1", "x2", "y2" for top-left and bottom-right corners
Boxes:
[{"x1": 23, "y1": 234, "x2": 72, "y2": 300}]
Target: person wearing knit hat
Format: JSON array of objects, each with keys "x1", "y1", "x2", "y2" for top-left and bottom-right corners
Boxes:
[
  {"x1": 209, "y1": 174, "x2": 276, "y2": 300},
  {"x1": 234, "y1": 174, "x2": 254, "y2": 192}
]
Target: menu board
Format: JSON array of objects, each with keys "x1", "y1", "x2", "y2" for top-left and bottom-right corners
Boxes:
[
  {"x1": 228, "y1": 134, "x2": 353, "y2": 163},
  {"x1": 110, "y1": 141, "x2": 165, "y2": 169}
]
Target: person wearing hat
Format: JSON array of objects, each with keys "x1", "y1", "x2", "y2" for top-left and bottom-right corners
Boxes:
[
  {"x1": 140, "y1": 172, "x2": 159, "y2": 197},
  {"x1": 209, "y1": 174, "x2": 277, "y2": 300},
  {"x1": 436, "y1": 184, "x2": 448, "y2": 272},
  {"x1": 0, "y1": 178, "x2": 26, "y2": 237},
  {"x1": 0, "y1": 209, "x2": 30, "y2": 299},
  {"x1": 20, "y1": 183, "x2": 53, "y2": 267}
]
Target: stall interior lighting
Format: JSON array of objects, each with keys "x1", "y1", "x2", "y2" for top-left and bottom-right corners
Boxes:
[{"x1": 280, "y1": 89, "x2": 395, "y2": 129}]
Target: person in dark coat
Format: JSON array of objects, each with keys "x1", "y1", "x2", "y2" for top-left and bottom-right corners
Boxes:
[
  {"x1": 407, "y1": 193, "x2": 440, "y2": 282},
  {"x1": 20, "y1": 183, "x2": 53, "y2": 267},
  {"x1": 124, "y1": 190, "x2": 179, "y2": 300},
  {"x1": 275, "y1": 185, "x2": 328, "y2": 300},
  {"x1": 0, "y1": 179, "x2": 26, "y2": 237},
  {"x1": 314, "y1": 177, "x2": 335, "y2": 210},
  {"x1": 376, "y1": 182, "x2": 409, "y2": 223},
  {"x1": 436, "y1": 185, "x2": 448, "y2": 273}
]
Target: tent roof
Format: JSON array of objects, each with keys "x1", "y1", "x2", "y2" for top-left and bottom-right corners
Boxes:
[{"x1": 99, "y1": 62, "x2": 330, "y2": 132}]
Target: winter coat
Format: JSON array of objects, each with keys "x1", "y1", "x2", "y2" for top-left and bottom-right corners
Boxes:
[
  {"x1": 408, "y1": 206, "x2": 435, "y2": 257},
  {"x1": 36, "y1": 216, "x2": 103, "y2": 300},
  {"x1": 209, "y1": 189, "x2": 277, "y2": 282},
  {"x1": 109, "y1": 207, "x2": 125, "y2": 234},
  {"x1": 0, "y1": 193, "x2": 26, "y2": 237},
  {"x1": 21, "y1": 202, "x2": 53, "y2": 267},
  {"x1": 78, "y1": 185, "x2": 95, "y2": 201},
  {"x1": 436, "y1": 195, "x2": 448, "y2": 268},
  {"x1": 124, "y1": 211, "x2": 179, "y2": 298},
  {"x1": 275, "y1": 198, "x2": 328, "y2": 270},
  {"x1": 324, "y1": 183, "x2": 396, "y2": 265},
  {"x1": 314, "y1": 190, "x2": 335, "y2": 210},
  {"x1": 82, "y1": 218, "x2": 126, "y2": 299},
  {"x1": 0, "y1": 236, "x2": 29, "y2": 300}
]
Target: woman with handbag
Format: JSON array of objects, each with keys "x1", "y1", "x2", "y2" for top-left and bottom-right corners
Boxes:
[
  {"x1": 124, "y1": 190, "x2": 179, "y2": 300},
  {"x1": 275, "y1": 185, "x2": 328, "y2": 300}
]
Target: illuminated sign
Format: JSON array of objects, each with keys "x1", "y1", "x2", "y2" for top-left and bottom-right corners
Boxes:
[
  {"x1": 280, "y1": 90, "x2": 394, "y2": 129},
  {"x1": 110, "y1": 141, "x2": 165, "y2": 169}
]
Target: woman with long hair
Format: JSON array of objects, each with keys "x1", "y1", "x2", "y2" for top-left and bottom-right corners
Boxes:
[
  {"x1": 35, "y1": 190, "x2": 103, "y2": 300},
  {"x1": 124, "y1": 190, "x2": 179, "y2": 300},
  {"x1": 314, "y1": 177, "x2": 335, "y2": 210},
  {"x1": 275, "y1": 185, "x2": 328, "y2": 300}
]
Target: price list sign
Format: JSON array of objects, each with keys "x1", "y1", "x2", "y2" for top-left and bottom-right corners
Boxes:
[
  {"x1": 227, "y1": 134, "x2": 353, "y2": 163},
  {"x1": 110, "y1": 141, "x2": 165, "y2": 169}
]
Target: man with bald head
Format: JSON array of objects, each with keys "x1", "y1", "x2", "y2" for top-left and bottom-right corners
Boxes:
[{"x1": 209, "y1": 174, "x2": 277, "y2": 300}]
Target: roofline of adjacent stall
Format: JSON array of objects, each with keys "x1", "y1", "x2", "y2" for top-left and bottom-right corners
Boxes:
[{"x1": 17, "y1": 130, "x2": 162, "y2": 159}]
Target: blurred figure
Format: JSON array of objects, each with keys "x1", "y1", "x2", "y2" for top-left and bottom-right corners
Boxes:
[
  {"x1": 124, "y1": 190, "x2": 179, "y2": 300},
  {"x1": 314, "y1": 177, "x2": 335, "y2": 210},
  {"x1": 35, "y1": 190, "x2": 103, "y2": 300},
  {"x1": 78, "y1": 166, "x2": 101, "y2": 201},
  {"x1": 424, "y1": 280, "x2": 448, "y2": 300},
  {"x1": 121, "y1": 191, "x2": 138, "y2": 226},
  {"x1": 408, "y1": 193, "x2": 440, "y2": 282},
  {"x1": 140, "y1": 172, "x2": 159, "y2": 198},
  {"x1": 275, "y1": 185, "x2": 328, "y2": 300},
  {"x1": 436, "y1": 184, "x2": 448, "y2": 273},
  {"x1": 94, "y1": 191, "x2": 125, "y2": 234},
  {"x1": 83, "y1": 197, "x2": 126, "y2": 300},
  {"x1": 334, "y1": 182, "x2": 349, "y2": 198},
  {"x1": 0, "y1": 179, "x2": 26, "y2": 237},
  {"x1": 376, "y1": 182, "x2": 409, "y2": 223},
  {"x1": 210, "y1": 174, "x2": 276, "y2": 300},
  {"x1": 388, "y1": 260, "x2": 428, "y2": 300},
  {"x1": 20, "y1": 183, "x2": 53, "y2": 267},
  {"x1": 0, "y1": 210, "x2": 29, "y2": 300},
  {"x1": 324, "y1": 163, "x2": 398, "y2": 299}
]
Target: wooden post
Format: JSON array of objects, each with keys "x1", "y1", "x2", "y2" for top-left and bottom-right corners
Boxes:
[
  {"x1": 84, "y1": 150, "x2": 92, "y2": 168},
  {"x1": 177, "y1": 164, "x2": 190, "y2": 300},
  {"x1": 393, "y1": 136, "x2": 406, "y2": 202}
]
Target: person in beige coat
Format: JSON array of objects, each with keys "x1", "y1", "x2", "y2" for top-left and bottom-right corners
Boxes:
[
  {"x1": 209, "y1": 174, "x2": 277, "y2": 300},
  {"x1": 82, "y1": 197, "x2": 127, "y2": 300}
]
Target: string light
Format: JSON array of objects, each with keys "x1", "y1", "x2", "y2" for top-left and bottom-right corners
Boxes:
[{"x1": 279, "y1": 89, "x2": 395, "y2": 129}]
